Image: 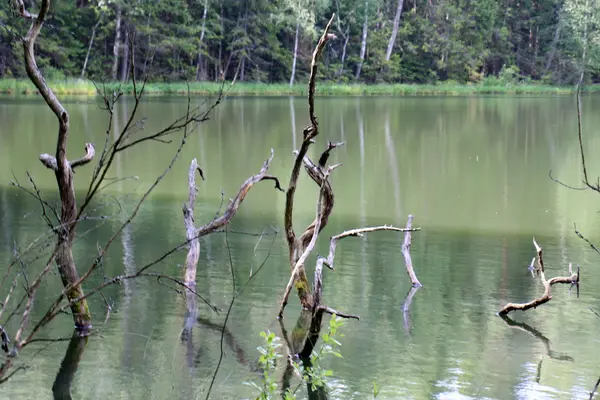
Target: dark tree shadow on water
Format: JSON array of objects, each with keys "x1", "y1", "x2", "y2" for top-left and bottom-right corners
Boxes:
[{"x1": 51, "y1": 331, "x2": 88, "y2": 400}]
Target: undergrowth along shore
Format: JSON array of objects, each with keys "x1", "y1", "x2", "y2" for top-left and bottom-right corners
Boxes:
[{"x1": 1, "y1": 78, "x2": 599, "y2": 96}]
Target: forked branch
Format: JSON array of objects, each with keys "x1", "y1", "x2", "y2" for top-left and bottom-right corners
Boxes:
[{"x1": 498, "y1": 238, "x2": 579, "y2": 316}]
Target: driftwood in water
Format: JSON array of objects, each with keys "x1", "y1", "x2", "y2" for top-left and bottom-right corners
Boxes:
[
  {"x1": 181, "y1": 152, "x2": 283, "y2": 339},
  {"x1": 499, "y1": 238, "x2": 579, "y2": 316}
]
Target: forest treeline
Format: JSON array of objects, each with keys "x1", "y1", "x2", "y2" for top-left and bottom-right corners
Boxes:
[{"x1": 0, "y1": 0, "x2": 598, "y2": 85}]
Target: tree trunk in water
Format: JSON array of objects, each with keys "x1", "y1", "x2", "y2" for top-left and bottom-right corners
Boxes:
[
  {"x1": 195, "y1": 0, "x2": 208, "y2": 81},
  {"x1": 290, "y1": 23, "x2": 299, "y2": 87},
  {"x1": 111, "y1": 5, "x2": 122, "y2": 81},
  {"x1": 386, "y1": 0, "x2": 404, "y2": 61},
  {"x1": 80, "y1": 12, "x2": 103, "y2": 78},
  {"x1": 356, "y1": 0, "x2": 368, "y2": 79},
  {"x1": 120, "y1": 28, "x2": 129, "y2": 82},
  {"x1": 21, "y1": 0, "x2": 94, "y2": 333}
]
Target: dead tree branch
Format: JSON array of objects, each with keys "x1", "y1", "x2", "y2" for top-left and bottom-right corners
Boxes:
[
  {"x1": 16, "y1": 0, "x2": 93, "y2": 332},
  {"x1": 402, "y1": 215, "x2": 422, "y2": 287},
  {"x1": 284, "y1": 14, "x2": 336, "y2": 309},
  {"x1": 181, "y1": 158, "x2": 202, "y2": 341},
  {"x1": 279, "y1": 165, "x2": 339, "y2": 318},
  {"x1": 498, "y1": 238, "x2": 579, "y2": 316}
]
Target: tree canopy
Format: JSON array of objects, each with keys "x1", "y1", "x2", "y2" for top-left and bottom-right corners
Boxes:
[{"x1": 0, "y1": 0, "x2": 598, "y2": 85}]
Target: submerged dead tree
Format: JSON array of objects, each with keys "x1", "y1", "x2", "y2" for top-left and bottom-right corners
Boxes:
[
  {"x1": 1, "y1": 0, "x2": 228, "y2": 383},
  {"x1": 181, "y1": 152, "x2": 283, "y2": 340},
  {"x1": 498, "y1": 238, "x2": 579, "y2": 316},
  {"x1": 279, "y1": 13, "x2": 421, "y2": 319},
  {"x1": 15, "y1": 0, "x2": 94, "y2": 333}
]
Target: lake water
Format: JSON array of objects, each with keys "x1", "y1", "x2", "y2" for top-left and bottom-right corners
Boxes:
[{"x1": 1, "y1": 94, "x2": 600, "y2": 399}]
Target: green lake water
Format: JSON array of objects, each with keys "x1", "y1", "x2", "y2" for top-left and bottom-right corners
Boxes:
[{"x1": 1, "y1": 94, "x2": 600, "y2": 399}]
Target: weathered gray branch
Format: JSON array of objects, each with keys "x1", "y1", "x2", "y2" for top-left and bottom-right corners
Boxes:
[
  {"x1": 402, "y1": 214, "x2": 422, "y2": 287},
  {"x1": 40, "y1": 143, "x2": 96, "y2": 171},
  {"x1": 499, "y1": 238, "x2": 579, "y2": 316}
]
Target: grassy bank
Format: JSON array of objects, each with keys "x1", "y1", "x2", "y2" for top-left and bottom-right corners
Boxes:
[{"x1": 0, "y1": 78, "x2": 598, "y2": 96}]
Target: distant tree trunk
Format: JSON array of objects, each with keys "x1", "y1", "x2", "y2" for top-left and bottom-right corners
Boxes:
[
  {"x1": 356, "y1": 0, "x2": 369, "y2": 79},
  {"x1": 337, "y1": 28, "x2": 349, "y2": 77},
  {"x1": 80, "y1": 12, "x2": 103, "y2": 79},
  {"x1": 579, "y1": 0, "x2": 590, "y2": 85},
  {"x1": 544, "y1": 21, "x2": 562, "y2": 75},
  {"x1": 240, "y1": 56, "x2": 246, "y2": 81},
  {"x1": 195, "y1": 0, "x2": 208, "y2": 81},
  {"x1": 120, "y1": 27, "x2": 129, "y2": 82},
  {"x1": 386, "y1": 0, "x2": 404, "y2": 61},
  {"x1": 111, "y1": 5, "x2": 122, "y2": 81},
  {"x1": 290, "y1": 23, "x2": 299, "y2": 87},
  {"x1": 216, "y1": 3, "x2": 223, "y2": 81}
]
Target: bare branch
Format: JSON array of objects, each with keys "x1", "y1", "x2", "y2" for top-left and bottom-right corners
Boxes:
[
  {"x1": 278, "y1": 165, "x2": 339, "y2": 319},
  {"x1": 284, "y1": 14, "x2": 336, "y2": 252},
  {"x1": 308, "y1": 15, "x2": 336, "y2": 128},
  {"x1": 69, "y1": 143, "x2": 96, "y2": 169},
  {"x1": 574, "y1": 223, "x2": 600, "y2": 256},
  {"x1": 195, "y1": 149, "x2": 284, "y2": 238},
  {"x1": 498, "y1": 239, "x2": 579, "y2": 316},
  {"x1": 319, "y1": 224, "x2": 419, "y2": 271},
  {"x1": 401, "y1": 215, "x2": 422, "y2": 287}
]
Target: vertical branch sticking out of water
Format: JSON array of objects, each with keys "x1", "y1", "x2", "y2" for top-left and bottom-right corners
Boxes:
[
  {"x1": 16, "y1": 0, "x2": 94, "y2": 333},
  {"x1": 402, "y1": 215, "x2": 422, "y2": 287},
  {"x1": 283, "y1": 14, "x2": 336, "y2": 310},
  {"x1": 181, "y1": 159, "x2": 204, "y2": 341}
]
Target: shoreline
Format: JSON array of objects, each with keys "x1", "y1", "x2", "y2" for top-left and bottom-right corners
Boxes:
[{"x1": 0, "y1": 78, "x2": 598, "y2": 96}]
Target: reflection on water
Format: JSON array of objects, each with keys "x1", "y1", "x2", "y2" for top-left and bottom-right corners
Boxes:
[{"x1": 1, "y1": 95, "x2": 600, "y2": 398}]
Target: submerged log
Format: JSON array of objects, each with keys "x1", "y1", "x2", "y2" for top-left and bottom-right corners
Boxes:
[{"x1": 498, "y1": 238, "x2": 579, "y2": 316}]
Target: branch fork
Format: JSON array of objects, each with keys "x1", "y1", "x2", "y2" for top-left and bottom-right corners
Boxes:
[
  {"x1": 499, "y1": 238, "x2": 579, "y2": 316},
  {"x1": 39, "y1": 143, "x2": 96, "y2": 172}
]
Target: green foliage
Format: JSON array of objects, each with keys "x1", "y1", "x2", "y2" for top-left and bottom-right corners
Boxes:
[
  {"x1": 0, "y1": 0, "x2": 599, "y2": 85},
  {"x1": 244, "y1": 330, "x2": 288, "y2": 400},
  {"x1": 300, "y1": 315, "x2": 345, "y2": 391}
]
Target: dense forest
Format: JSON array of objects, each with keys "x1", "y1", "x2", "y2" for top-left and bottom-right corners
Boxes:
[{"x1": 0, "y1": 0, "x2": 598, "y2": 85}]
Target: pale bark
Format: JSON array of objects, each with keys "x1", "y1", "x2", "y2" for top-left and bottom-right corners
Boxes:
[
  {"x1": 195, "y1": 0, "x2": 209, "y2": 81},
  {"x1": 356, "y1": 0, "x2": 368, "y2": 79},
  {"x1": 386, "y1": 0, "x2": 404, "y2": 61},
  {"x1": 120, "y1": 28, "x2": 129, "y2": 82},
  {"x1": 111, "y1": 5, "x2": 122, "y2": 81},
  {"x1": 80, "y1": 11, "x2": 103, "y2": 78},
  {"x1": 337, "y1": 27, "x2": 349, "y2": 77},
  {"x1": 181, "y1": 159, "x2": 201, "y2": 341},
  {"x1": 543, "y1": 21, "x2": 562, "y2": 75},
  {"x1": 290, "y1": 23, "x2": 300, "y2": 87}
]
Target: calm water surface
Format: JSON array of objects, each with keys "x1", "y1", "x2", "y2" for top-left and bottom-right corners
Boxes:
[{"x1": 1, "y1": 95, "x2": 600, "y2": 399}]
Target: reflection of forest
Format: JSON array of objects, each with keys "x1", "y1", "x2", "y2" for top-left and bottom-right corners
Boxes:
[{"x1": 1, "y1": 95, "x2": 600, "y2": 398}]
